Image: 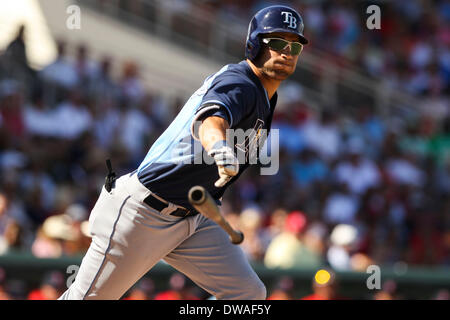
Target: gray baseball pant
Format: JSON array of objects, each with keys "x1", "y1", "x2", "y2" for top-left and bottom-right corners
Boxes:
[{"x1": 58, "y1": 172, "x2": 266, "y2": 300}]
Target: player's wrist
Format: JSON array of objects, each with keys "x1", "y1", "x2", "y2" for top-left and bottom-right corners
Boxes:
[
  {"x1": 208, "y1": 140, "x2": 232, "y2": 156},
  {"x1": 208, "y1": 140, "x2": 239, "y2": 172}
]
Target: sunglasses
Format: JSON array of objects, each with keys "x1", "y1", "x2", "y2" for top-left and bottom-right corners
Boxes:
[{"x1": 262, "y1": 37, "x2": 304, "y2": 56}]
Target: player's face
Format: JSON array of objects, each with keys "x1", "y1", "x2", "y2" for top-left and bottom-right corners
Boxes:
[{"x1": 257, "y1": 32, "x2": 301, "y2": 81}]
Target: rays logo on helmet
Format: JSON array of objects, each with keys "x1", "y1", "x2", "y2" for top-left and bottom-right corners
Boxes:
[{"x1": 281, "y1": 11, "x2": 297, "y2": 29}]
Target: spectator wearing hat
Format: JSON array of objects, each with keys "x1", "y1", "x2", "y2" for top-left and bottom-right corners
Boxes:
[
  {"x1": 326, "y1": 224, "x2": 359, "y2": 271},
  {"x1": 31, "y1": 203, "x2": 90, "y2": 258},
  {"x1": 264, "y1": 211, "x2": 323, "y2": 269}
]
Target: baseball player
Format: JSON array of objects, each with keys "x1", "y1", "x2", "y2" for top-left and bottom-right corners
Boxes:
[{"x1": 59, "y1": 5, "x2": 308, "y2": 300}]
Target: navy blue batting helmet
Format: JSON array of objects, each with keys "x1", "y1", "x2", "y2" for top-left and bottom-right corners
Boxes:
[{"x1": 245, "y1": 5, "x2": 308, "y2": 61}]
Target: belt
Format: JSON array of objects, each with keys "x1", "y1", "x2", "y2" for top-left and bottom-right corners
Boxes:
[
  {"x1": 143, "y1": 194, "x2": 198, "y2": 218},
  {"x1": 103, "y1": 160, "x2": 197, "y2": 218}
]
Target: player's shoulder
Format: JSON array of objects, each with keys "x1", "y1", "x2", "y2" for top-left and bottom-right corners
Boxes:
[{"x1": 212, "y1": 61, "x2": 258, "y2": 90}]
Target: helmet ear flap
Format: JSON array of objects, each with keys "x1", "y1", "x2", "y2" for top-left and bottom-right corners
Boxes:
[
  {"x1": 245, "y1": 17, "x2": 261, "y2": 61},
  {"x1": 246, "y1": 35, "x2": 261, "y2": 61},
  {"x1": 246, "y1": 42, "x2": 253, "y2": 57}
]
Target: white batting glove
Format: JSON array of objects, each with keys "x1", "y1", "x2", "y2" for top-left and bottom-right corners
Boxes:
[{"x1": 208, "y1": 142, "x2": 239, "y2": 188}]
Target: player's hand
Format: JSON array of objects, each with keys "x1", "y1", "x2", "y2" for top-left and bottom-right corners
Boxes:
[{"x1": 208, "y1": 144, "x2": 239, "y2": 188}]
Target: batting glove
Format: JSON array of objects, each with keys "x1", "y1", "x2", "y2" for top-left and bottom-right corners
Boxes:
[{"x1": 208, "y1": 141, "x2": 239, "y2": 188}]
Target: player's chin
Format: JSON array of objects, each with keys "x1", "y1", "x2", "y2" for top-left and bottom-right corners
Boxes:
[
  {"x1": 263, "y1": 65, "x2": 293, "y2": 80},
  {"x1": 273, "y1": 65, "x2": 295, "y2": 78},
  {"x1": 271, "y1": 69, "x2": 291, "y2": 80}
]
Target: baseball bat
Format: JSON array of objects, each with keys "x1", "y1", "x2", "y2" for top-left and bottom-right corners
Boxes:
[{"x1": 188, "y1": 186, "x2": 244, "y2": 245}]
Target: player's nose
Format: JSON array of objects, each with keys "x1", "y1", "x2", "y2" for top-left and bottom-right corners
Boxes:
[
  {"x1": 280, "y1": 50, "x2": 295, "y2": 61},
  {"x1": 280, "y1": 45, "x2": 292, "y2": 56}
]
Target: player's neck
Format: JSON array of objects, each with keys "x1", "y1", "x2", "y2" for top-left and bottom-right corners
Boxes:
[{"x1": 246, "y1": 59, "x2": 280, "y2": 100}]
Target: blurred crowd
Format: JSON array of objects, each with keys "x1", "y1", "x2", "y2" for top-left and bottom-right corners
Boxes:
[
  {"x1": 0, "y1": 0, "x2": 449, "y2": 300},
  {"x1": 105, "y1": 0, "x2": 450, "y2": 99}
]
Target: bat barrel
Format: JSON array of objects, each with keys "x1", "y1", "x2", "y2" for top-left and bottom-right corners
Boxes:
[{"x1": 188, "y1": 186, "x2": 206, "y2": 205}]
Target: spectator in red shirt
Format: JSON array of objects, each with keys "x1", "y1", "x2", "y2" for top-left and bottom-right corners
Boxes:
[{"x1": 153, "y1": 273, "x2": 201, "y2": 300}]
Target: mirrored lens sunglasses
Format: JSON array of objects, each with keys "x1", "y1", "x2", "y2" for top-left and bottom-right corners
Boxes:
[{"x1": 262, "y1": 38, "x2": 304, "y2": 56}]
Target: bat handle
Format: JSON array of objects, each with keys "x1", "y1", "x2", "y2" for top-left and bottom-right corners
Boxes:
[{"x1": 230, "y1": 230, "x2": 244, "y2": 245}]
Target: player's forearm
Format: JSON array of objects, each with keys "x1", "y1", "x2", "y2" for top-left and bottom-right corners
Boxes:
[
  {"x1": 198, "y1": 116, "x2": 230, "y2": 152},
  {"x1": 199, "y1": 116, "x2": 239, "y2": 187}
]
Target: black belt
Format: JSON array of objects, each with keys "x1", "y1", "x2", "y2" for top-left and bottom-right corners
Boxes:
[
  {"x1": 104, "y1": 160, "x2": 197, "y2": 218},
  {"x1": 143, "y1": 194, "x2": 198, "y2": 218}
]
